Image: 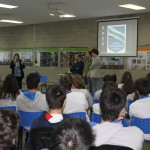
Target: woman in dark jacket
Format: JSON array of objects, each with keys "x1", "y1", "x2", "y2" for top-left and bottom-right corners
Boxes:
[{"x1": 10, "y1": 53, "x2": 25, "y2": 89}]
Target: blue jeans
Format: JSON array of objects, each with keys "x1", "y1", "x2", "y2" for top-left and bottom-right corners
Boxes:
[{"x1": 91, "y1": 77, "x2": 103, "y2": 93}]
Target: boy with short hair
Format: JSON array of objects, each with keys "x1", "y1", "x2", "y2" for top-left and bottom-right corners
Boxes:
[{"x1": 93, "y1": 88, "x2": 144, "y2": 150}]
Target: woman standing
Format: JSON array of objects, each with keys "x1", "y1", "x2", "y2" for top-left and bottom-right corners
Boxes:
[{"x1": 10, "y1": 53, "x2": 25, "y2": 89}]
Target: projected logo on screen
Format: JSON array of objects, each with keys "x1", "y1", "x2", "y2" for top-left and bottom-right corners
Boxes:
[{"x1": 107, "y1": 25, "x2": 126, "y2": 53}]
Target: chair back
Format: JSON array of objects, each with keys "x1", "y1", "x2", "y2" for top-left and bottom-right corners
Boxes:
[
  {"x1": 91, "y1": 113, "x2": 102, "y2": 123},
  {"x1": 93, "y1": 99, "x2": 100, "y2": 104},
  {"x1": 18, "y1": 110, "x2": 43, "y2": 127},
  {"x1": 91, "y1": 144, "x2": 133, "y2": 150},
  {"x1": 30, "y1": 127, "x2": 54, "y2": 150},
  {"x1": 40, "y1": 76, "x2": 47, "y2": 83},
  {"x1": 67, "y1": 112, "x2": 86, "y2": 119},
  {"x1": 0, "y1": 106, "x2": 16, "y2": 111},
  {"x1": 131, "y1": 116, "x2": 150, "y2": 134}
]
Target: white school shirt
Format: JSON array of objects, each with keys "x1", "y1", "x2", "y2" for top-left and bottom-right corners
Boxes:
[
  {"x1": 94, "y1": 89, "x2": 102, "y2": 100},
  {"x1": 92, "y1": 103, "x2": 101, "y2": 114},
  {"x1": 129, "y1": 96, "x2": 150, "y2": 140},
  {"x1": 71, "y1": 88, "x2": 93, "y2": 107},
  {"x1": 63, "y1": 91, "x2": 89, "y2": 120},
  {"x1": 93, "y1": 121, "x2": 144, "y2": 150}
]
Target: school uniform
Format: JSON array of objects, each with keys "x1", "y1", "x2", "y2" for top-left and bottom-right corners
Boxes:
[
  {"x1": 63, "y1": 91, "x2": 89, "y2": 120},
  {"x1": 129, "y1": 95, "x2": 150, "y2": 140},
  {"x1": 93, "y1": 121, "x2": 144, "y2": 150}
]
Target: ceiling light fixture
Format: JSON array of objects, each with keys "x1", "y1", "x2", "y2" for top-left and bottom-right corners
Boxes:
[
  {"x1": 119, "y1": 4, "x2": 146, "y2": 10},
  {"x1": 59, "y1": 14, "x2": 76, "y2": 18},
  {"x1": 0, "y1": 20, "x2": 23, "y2": 24},
  {"x1": 0, "y1": 3, "x2": 18, "y2": 9}
]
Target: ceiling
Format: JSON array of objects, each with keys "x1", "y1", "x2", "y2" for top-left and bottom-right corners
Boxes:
[{"x1": 0, "y1": 0, "x2": 149, "y2": 27}]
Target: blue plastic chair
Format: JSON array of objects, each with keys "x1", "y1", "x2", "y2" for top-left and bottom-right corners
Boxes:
[
  {"x1": 93, "y1": 99, "x2": 100, "y2": 104},
  {"x1": 131, "y1": 116, "x2": 150, "y2": 134},
  {"x1": 17, "y1": 110, "x2": 43, "y2": 149},
  {"x1": 91, "y1": 113, "x2": 102, "y2": 123},
  {"x1": 40, "y1": 76, "x2": 48, "y2": 91},
  {"x1": 0, "y1": 106, "x2": 16, "y2": 111},
  {"x1": 67, "y1": 112, "x2": 86, "y2": 120}
]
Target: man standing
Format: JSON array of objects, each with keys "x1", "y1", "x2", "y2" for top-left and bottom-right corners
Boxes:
[
  {"x1": 70, "y1": 54, "x2": 84, "y2": 75},
  {"x1": 88, "y1": 48, "x2": 101, "y2": 93}
]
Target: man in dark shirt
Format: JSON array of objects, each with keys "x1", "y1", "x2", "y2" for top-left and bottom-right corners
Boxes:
[{"x1": 70, "y1": 54, "x2": 84, "y2": 75}]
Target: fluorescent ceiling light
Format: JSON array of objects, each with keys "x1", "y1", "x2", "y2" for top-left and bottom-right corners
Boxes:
[
  {"x1": 49, "y1": 13, "x2": 55, "y2": 16},
  {"x1": 119, "y1": 4, "x2": 146, "y2": 10},
  {"x1": 0, "y1": 3, "x2": 18, "y2": 9},
  {"x1": 0, "y1": 20, "x2": 23, "y2": 24},
  {"x1": 59, "y1": 14, "x2": 76, "y2": 18}
]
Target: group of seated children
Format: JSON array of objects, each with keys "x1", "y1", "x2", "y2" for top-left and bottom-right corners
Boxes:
[{"x1": 0, "y1": 71, "x2": 149, "y2": 150}]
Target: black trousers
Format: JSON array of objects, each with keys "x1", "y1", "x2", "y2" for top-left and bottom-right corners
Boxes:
[{"x1": 16, "y1": 77, "x2": 23, "y2": 89}]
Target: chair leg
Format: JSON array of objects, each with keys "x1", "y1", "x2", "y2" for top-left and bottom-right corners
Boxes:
[{"x1": 17, "y1": 127, "x2": 23, "y2": 150}]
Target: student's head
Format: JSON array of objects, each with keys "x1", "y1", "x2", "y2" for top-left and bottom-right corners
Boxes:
[
  {"x1": 121, "y1": 71, "x2": 132, "y2": 83},
  {"x1": 26, "y1": 73, "x2": 40, "y2": 90},
  {"x1": 46, "y1": 84, "x2": 66, "y2": 110},
  {"x1": 0, "y1": 109, "x2": 20, "y2": 149},
  {"x1": 13, "y1": 53, "x2": 20, "y2": 61},
  {"x1": 146, "y1": 73, "x2": 150, "y2": 80},
  {"x1": 134, "y1": 78, "x2": 150, "y2": 96},
  {"x1": 72, "y1": 74, "x2": 86, "y2": 89},
  {"x1": 100, "y1": 88, "x2": 126, "y2": 122},
  {"x1": 91, "y1": 48, "x2": 99, "y2": 56},
  {"x1": 121, "y1": 71, "x2": 133, "y2": 95},
  {"x1": 74, "y1": 54, "x2": 81, "y2": 62},
  {"x1": 0, "y1": 74, "x2": 19, "y2": 100},
  {"x1": 60, "y1": 74, "x2": 73, "y2": 91},
  {"x1": 50, "y1": 117, "x2": 95, "y2": 150},
  {"x1": 103, "y1": 74, "x2": 117, "y2": 83},
  {"x1": 102, "y1": 81, "x2": 118, "y2": 92}
]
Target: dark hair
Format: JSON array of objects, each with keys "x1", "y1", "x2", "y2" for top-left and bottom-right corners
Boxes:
[
  {"x1": 134, "y1": 78, "x2": 150, "y2": 96},
  {"x1": 103, "y1": 74, "x2": 117, "y2": 83},
  {"x1": 60, "y1": 74, "x2": 73, "y2": 91},
  {"x1": 91, "y1": 48, "x2": 99, "y2": 55},
  {"x1": 102, "y1": 81, "x2": 118, "y2": 92},
  {"x1": 0, "y1": 74, "x2": 19, "y2": 101},
  {"x1": 0, "y1": 109, "x2": 20, "y2": 148},
  {"x1": 50, "y1": 118, "x2": 95, "y2": 150},
  {"x1": 88, "y1": 51, "x2": 92, "y2": 57},
  {"x1": 75, "y1": 53, "x2": 81, "y2": 59},
  {"x1": 100, "y1": 88, "x2": 126, "y2": 121},
  {"x1": 46, "y1": 84, "x2": 66, "y2": 109},
  {"x1": 146, "y1": 73, "x2": 150, "y2": 80},
  {"x1": 13, "y1": 53, "x2": 20, "y2": 59},
  {"x1": 121, "y1": 71, "x2": 133, "y2": 95},
  {"x1": 26, "y1": 73, "x2": 40, "y2": 90},
  {"x1": 73, "y1": 74, "x2": 86, "y2": 89}
]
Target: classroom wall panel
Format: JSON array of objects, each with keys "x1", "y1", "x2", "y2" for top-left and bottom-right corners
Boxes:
[{"x1": 0, "y1": 13, "x2": 150, "y2": 84}]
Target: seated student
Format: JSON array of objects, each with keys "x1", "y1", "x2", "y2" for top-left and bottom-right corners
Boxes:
[
  {"x1": 129, "y1": 78, "x2": 150, "y2": 140},
  {"x1": 17, "y1": 73, "x2": 49, "y2": 113},
  {"x1": 71, "y1": 74, "x2": 93, "y2": 107},
  {"x1": 0, "y1": 109, "x2": 20, "y2": 150},
  {"x1": 31, "y1": 84, "x2": 67, "y2": 129},
  {"x1": 94, "y1": 74, "x2": 116, "y2": 100},
  {"x1": 60, "y1": 74, "x2": 89, "y2": 120},
  {"x1": 50, "y1": 117, "x2": 95, "y2": 150},
  {"x1": 119, "y1": 71, "x2": 134, "y2": 95},
  {"x1": 93, "y1": 88, "x2": 144, "y2": 150},
  {"x1": 93, "y1": 81, "x2": 118, "y2": 114},
  {"x1": 0, "y1": 74, "x2": 19, "y2": 107}
]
